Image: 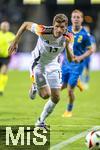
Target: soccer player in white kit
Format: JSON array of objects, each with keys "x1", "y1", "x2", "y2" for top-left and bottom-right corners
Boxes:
[{"x1": 8, "y1": 14, "x2": 75, "y2": 128}]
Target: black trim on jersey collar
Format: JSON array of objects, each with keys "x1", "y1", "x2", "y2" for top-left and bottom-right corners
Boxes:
[
  {"x1": 43, "y1": 26, "x2": 68, "y2": 36},
  {"x1": 43, "y1": 26, "x2": 53, "y2": 34}
]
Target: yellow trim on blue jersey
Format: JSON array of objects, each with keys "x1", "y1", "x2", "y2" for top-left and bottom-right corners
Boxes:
[
  {"x1": 87, "y1": 46, "x2": 92, "y2": 49},
  {"x1": 72, "y1": 26, "x2": 82, "y2": 34}
]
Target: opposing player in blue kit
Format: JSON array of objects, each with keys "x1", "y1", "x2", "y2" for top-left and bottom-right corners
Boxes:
[{"x1": 61, "y1": 10, "x2": 93, "y2": 117}]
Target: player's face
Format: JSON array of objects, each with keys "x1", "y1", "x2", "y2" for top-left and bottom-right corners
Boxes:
[
  {"x1": 71, "y1": 12, "x2": 83, "y2": 27},
  {"x1": 0, "y1": 22, "x2": 10, "y2": 32},
  {"x1": 53, "y1": 22, "x2": 66, "y2": 38}
]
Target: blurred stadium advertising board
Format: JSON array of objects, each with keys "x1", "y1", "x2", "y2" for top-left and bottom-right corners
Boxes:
[
  {"x1": 23, "y1": 0, "x2": 100, "y2": 4},
  {"x1": 9, "y1": 52, "x2": 100, "y2": 71}
]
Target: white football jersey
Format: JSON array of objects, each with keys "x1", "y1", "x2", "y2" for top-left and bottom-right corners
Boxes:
[{"x1": 30, "y1": 23, "x2": 73, "y2": 72}]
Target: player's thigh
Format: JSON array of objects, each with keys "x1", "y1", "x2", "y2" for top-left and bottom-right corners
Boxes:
[
  {"x1": 68, "y1": 73, "x2": 79, "y2": 88},
  {"x1": 47, "y1": 70, "x2": 61, "y2": 103},
  {"x1": 61, "y1": 72, "x2": 69, "y2": 90},
  {"x1": 47, "y1": 70, "x2": 62, "y2": 89},
  {"x1": 0, "y1": 64, "x2": 8, "y2": 74},
  {"x1": 0, "y1": 57, "x2": 10, "y2": 74},
  {"x1": 34, "y1": 69, "x2": 51, "y2": 99}
]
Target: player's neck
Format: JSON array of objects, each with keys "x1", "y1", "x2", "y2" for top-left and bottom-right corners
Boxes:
[
  {"x1": 72, "y1": 26, "x2": 82, "y2": 33},
  {"x1": 53, "y1": 33, "x2": 62, "y2": 39}
]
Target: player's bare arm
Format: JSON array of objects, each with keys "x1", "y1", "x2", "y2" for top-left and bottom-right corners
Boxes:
[
  {"x1": 65, "y1": 43, "x2": 75, "y2": 62},
  {"x1": 8, "y1": 22, "x2": 33, "y2": 55},
  {"x1": 14, "y1": 22, "x2": 33, "y2": 43},
  {"x1": 74, "y1": 47, "x2": 93, "y2": 63},
  {"x1": 64, "y1": 33, "x2": 75, "y2": 62},
  {"x1": 92, "y1": 43, "x2": 96, "y2": 52}
]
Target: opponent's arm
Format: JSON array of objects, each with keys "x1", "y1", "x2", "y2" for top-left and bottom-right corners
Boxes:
[
  {"x1": 92, "y1": 42, "x2": 96, "y2": 53},
  {"x1": 74, "y1": 33, "x2": 94, "y2": 63},
  {"x1": 74, "y1": 47, "x2": 93, "y2": 63}
]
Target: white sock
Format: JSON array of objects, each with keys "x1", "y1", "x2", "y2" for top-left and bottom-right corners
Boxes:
[{"x1": 40, "y1": 99, "x2": 56, "y2": 123}]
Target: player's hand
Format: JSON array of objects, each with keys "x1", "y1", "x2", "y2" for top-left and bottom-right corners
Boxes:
[
  {"x1": 8, "y1": 42, "x2": 18, "y2": 56},
  {"x1": 73, "y1": 56, "x2": 83, "y2": 63},
  {"x1": 65, "y1": 35, "x2": 71, "y2": 44},
  {"x1": 71, "y1": 55, "x2": 76, "y2": 61}
]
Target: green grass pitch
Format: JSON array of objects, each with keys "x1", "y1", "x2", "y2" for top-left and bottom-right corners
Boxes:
[{"x1": 0, "y1": 70, "x2": 100, "y2": 150}]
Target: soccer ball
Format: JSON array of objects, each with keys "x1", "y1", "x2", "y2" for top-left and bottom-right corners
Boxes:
[{"x1": 85, "y1": 130, "x2": 100, "y2": 150}]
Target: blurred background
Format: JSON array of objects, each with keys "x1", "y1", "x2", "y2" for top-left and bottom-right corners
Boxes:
[
  {"x1": 0, "y1": 2, "x2": 100, "y2": 149},
  {"x1": 0, "y1": 0, "x2": 100, "y2": 70}
]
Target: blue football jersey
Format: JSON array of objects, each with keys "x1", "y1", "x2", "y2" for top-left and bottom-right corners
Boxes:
[
  {"x1": 90, "y1": 35, "x2": 96, "y2": 45},
  {"x1": 61, "y1": 25, "x2": 92, "y2": 65},
  {"x1": 68, "y1": 25, "x2": 91, "y2": 56}
]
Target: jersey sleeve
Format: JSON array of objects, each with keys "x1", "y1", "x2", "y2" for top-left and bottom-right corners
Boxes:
[
  {"x1": 91, "y1": 35, "x2": 96, "y2": 44},
  {"x1": 31, "y1": 23, "x2": 45, "y2": 36}
]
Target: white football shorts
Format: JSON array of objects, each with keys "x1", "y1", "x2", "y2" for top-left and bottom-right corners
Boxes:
[{"x1": 33, "y1": 65, "x2": 62, "y2": 89}]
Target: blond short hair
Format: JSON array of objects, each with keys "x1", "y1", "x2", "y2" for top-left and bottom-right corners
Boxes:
[
  {"x1": 71, "y1": 9, "x2": 84, "y2": 18},
  {"x1": 53, "y1": 13, "x2": 68, "y2": 25}
]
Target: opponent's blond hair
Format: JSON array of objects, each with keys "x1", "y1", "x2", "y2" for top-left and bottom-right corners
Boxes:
[{"x1": 71, "y1": 9, "x2": 84, "y2": 18}]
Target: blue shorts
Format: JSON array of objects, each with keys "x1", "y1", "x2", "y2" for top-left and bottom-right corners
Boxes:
[
  {"x1": 84, "y1": 57, "x2": 90, "y2": 69},
  {"x1": 62, "y1": 62, "x2": 84, "y2": 87},
  {"x1": 62, "y1": 72, "x2": 80, "y2": 87}
]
